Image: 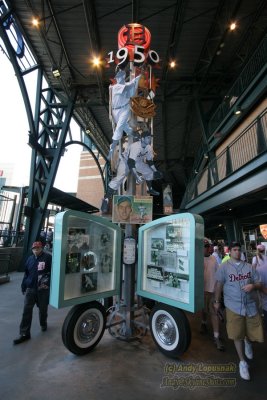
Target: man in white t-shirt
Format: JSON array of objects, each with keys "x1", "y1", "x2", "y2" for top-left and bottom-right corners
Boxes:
[
  {"x1": 200, "y1": 239, "x2": 224, "y2": 351},
  {"x1": 212, "y1": 245, "x2": 222, "y2": 264}
]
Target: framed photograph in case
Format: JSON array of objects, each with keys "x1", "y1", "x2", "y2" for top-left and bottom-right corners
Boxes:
[
  {"x1": 50, "y1": 210, "x2": 122, "y2": 308},
  {"x1": 136, "y1": 213, "x2": 204, "y2": 312}
]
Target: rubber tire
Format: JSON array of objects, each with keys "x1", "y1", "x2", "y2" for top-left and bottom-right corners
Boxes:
[
  {"x1": 62, "y1": 301, "x2": 106, "y2": 355},
  {"x1": 149, "y1": 303, "x2": 191, "y2": 358}
]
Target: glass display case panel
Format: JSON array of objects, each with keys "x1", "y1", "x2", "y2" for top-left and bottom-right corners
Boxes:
[
  {"x1": 136, "y1": 213, "x2": 204, "y2": 312},
  {"x1": 50, "y1": 210, "x2": 122, "y2": 308}
]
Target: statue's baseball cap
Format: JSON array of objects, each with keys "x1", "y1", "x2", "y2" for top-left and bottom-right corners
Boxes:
[
  {"x1": 141, "y1": 130, "x2": 153, "y2": 138},
  {"x1": 115, "y1": 69, "x2": 126, "y2": 80}
]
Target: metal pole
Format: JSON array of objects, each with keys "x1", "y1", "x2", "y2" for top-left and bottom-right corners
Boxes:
[{"x1": 123, "y1": 60, "x2": 137, "y2": 338}]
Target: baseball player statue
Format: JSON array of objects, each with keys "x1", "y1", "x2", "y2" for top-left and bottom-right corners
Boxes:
[
  {"x1": 101, "y1": 125, "x2": 163, "y2": 214},
  {"x1": 108, "y1": 69, "x2": 142, "y2": 160}
]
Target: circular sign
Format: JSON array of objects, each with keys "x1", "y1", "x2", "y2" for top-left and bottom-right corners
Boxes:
[{"x1": 118, "y1": 23, "x2": 151, "y2": 60}]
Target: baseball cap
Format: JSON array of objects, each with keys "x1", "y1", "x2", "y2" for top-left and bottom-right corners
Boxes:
[
  {"x1": 32, "y1": 241, "x2": 43, "y2": 249},
  {"x1": 117, "y1": 196, "x2": 132, "y2": 206},
  {"x1": 257, "y1": 244, "x2": 265, "y2": 251},
  {"x1": 204, "y1": 238, "x2": 211, "y2": 247},
  {"x1": 141, "y1": 130, "x2": 153, "y2": 138},
  {"x1": 115, "y1": 69, "x2": 126, "y2": 80}
]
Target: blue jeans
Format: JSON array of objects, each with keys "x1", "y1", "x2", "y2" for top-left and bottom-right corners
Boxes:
[{"x1": 19, "y1": 288, "x2": 49, "y2": 335}]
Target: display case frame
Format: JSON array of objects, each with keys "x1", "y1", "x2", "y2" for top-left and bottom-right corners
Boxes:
[
  {"x1": 50, "y1": 210, "x2": 122, "y2": 308},
  {"x1": 136, "y1": 213, "x2": 204, "y2": 312}
]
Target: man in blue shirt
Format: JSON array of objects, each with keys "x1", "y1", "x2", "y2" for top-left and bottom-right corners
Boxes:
[{"x1": 13, "y1": 241, "x2": 52, "y2": 344}]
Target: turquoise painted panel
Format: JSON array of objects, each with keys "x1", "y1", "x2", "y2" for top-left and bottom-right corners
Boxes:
[
  {"x1": 50, "y1": 210, "x2": 122, "y2": 308},
  {"x1": 136, "y1": 213, "x2": 204, "y2": 312}
]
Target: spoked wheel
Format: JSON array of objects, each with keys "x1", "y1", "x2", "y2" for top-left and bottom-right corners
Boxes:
[
  {"x1": 149, "y1": 303, "x2": 191, "y2": 358},
  {"x1": 62, "y1": 301, "x2": 106, "y2": 355}
]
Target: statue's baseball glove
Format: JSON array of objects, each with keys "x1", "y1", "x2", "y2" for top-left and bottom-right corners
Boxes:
[{"x1": 130, "y1": 96, "x2": 156, "y2": 118}]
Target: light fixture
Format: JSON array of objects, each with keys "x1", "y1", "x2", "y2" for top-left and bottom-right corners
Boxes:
[
  {"x1": 169, "y1": 60, "x2": 176, "y2": 69},
  {"x1": 52, "y1": 67, "x2": 61, "y2": 78},
  {"x1": 32, "y1": 18, "x2": 39, "y2": 27},
  {"x1": 85, "y1": 128, "x2": 91, "y2": 134},
  {"x1": 234, "y1": 105, "x2": 242, "y2": 115},
  {"x1": 92, "y1": 57, "x2": 101, "y2": 67},
  {"x1": 229, "y1": 22, "x2": 237, "y2": 31}
]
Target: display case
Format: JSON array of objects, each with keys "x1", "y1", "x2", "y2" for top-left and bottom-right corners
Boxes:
[
  {"x1": 50, "y1": 210, "x2": 122, "y2": 308},
  {"x1": 136, "y1": 213, "x2": 204, "y2": 312}
]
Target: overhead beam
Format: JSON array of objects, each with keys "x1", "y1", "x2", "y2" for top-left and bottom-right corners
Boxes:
[
  {"x1": 46, "y1": 0, "x2": 75, "y2": 80},
  {"x1": 161, "y1": 0, "x2": 187, "y2": 81},
  {"x1": 82, "y1": 0, "x2": 108, "y2": 109},
  {"x1": 194, "y1": 0, "x2": 243, "y2": 87}
]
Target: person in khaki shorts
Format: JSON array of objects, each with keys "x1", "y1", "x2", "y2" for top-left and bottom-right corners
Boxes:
[{"x1": 214, "y1": 241, "x2": 263, "y2": 381}]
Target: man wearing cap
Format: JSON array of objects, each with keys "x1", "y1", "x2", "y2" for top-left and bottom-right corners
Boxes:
[
  {"x1": 13, "y1": 241, "x2": 52, "y2": 344},
  {"x1": 108, "y1": 69, "x2": 142, "y2": 160},
  {"x1": 214, "y1": 241, "x2": 263, "y2": 380},
  {"x1": 114, "y1": 196, "x2": 133, "y2": 223}
]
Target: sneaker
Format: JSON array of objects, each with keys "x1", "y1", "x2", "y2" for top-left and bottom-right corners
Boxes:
[
  {"x1": 244, "y1": 339, "x2": 253, "y2": 360},
  {"x1": 214, "y1": 337, "x2": 225, "y2": 351},
  {"x1": 147, "y1": 188, "x2": 160, "y2": 196},
  {"x1": 200, "y1": 322, "x2": 208, "y2": 334},
  {"x1": 239, "y1": 361, "x2": 250, "y2": 380},
  {"x1": 13, "y1": 334, "x2": 31, "y2": 345}
]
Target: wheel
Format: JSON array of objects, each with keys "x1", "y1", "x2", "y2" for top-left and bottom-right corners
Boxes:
[
  {"x1": 62, "y1": 301, "x2": 106, "y2": 355},
  {"x1": 149, "y1": 303, "x2": 191, "y2": 358}
]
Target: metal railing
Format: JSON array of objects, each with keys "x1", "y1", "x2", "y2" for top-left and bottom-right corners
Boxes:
[
  {"x1": 207, "y1": 35, "x2": 267, "y2": 138},
  {"x1": 0, "y1": 229, "x2": 25, "y2": 247},
  {"x1": 183, "y1": 109, "x2": 267, "y2": 206}
]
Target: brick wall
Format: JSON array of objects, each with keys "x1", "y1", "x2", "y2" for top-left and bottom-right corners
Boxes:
[{"x1": 76, "y1": 151, "x2": 105, "y2": 210}]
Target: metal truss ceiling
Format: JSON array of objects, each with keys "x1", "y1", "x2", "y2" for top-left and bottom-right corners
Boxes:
[{"x1": 4, "y1": 0, "x2": 267, "y2": 207}]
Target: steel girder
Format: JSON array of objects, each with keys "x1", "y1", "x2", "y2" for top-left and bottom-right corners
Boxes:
[
  {"x1": 25, "y1": 73, "x2": 77, "y2": 251},
  {"x1": 0, "y1": 7, "x2": 107, "y2": 259}
]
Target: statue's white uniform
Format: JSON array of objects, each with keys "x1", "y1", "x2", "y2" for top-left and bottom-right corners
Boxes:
[
  {"x1": 110, "y1": 74, "x2": 141, "y2": 141},
  {"x1": 109, "y1": 141, "x2": 154, "y2": 191}
]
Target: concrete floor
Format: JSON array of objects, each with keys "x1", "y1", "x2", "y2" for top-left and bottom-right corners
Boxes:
[{"x1": 1, "y1": 272, "x2": 267, "y2": 400}]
